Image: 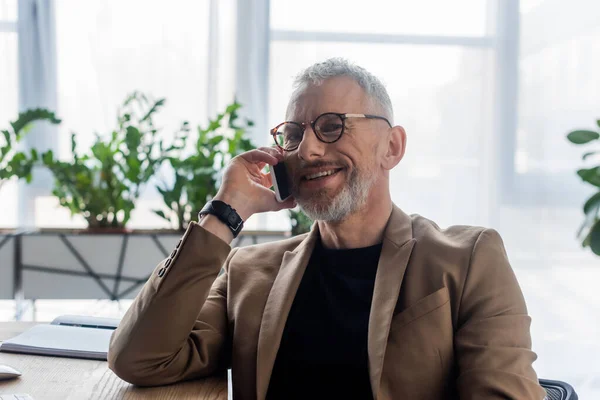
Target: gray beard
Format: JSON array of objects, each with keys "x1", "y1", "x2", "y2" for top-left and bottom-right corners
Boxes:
[{"x1": 295, "y1": 168, "x2": 377, "y2": 222}]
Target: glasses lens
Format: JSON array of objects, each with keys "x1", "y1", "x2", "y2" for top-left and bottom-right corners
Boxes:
[
  {"x1": 314, "y1": 113, "x2": 343, "y2": 142},
  {"x1": 275, "y1": 122, "x2": 303, "y2": 150}
]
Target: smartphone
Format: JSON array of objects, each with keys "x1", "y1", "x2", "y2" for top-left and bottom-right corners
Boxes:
[{"x1": 270, "y1": 162, "x2": 292, "y2": 202}]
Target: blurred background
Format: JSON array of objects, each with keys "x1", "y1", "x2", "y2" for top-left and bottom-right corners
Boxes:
[{"x1": 0, "y1": 0, "x2": 599, "y2": 396}]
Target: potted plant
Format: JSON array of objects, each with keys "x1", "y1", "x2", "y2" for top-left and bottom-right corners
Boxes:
[
  {"x1": 153, "y1": 100, "x2": 254, "y2": 231},
  {"x1": 13, "y1": 93, "x2": 187, "y2": 301},
  {"x1": 41, "y1": 92, "x2": 186, "y2": 231},
  {"x1": 567, "y1": 118, "x2": 600, "y2": 254}
]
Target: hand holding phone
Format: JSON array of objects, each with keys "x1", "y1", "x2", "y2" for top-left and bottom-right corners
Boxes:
[
  {"x1": 212, "y1": 147, "x2": 295, "y2": 224},
  {"x1": 270, "y1": 161, "x2": 292, "y2": 202}
]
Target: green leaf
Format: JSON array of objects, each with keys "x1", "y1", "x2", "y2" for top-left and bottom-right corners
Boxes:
[
  {"x1": 567, "y1": 130, "x2": 600, "y2": 144},
  {"x1": 125, "y1": 126, "x2": 142, "y2": 150},
  {"x1": 152, "y1": 209, "x2": 169, "y2": 221},
  {"x1": 208, "y1": 135, "x2": 224, "y2": 147},
  {"x1": 589, "y1": 220, "x2": 600, "y2": 255},
  {"x1": 140, "y1": 98, "x2": 166, "y2": 122},
  {"x1": 156, "y1": 185, "x2": 169, "y2": 199},
  {"x1": 10, "y1": 108, "x2": 61, "y2": 135},
  {"x1": 582, "y1": 151, "x2": 598, "y2": 160},
  {"x1": 584, "y1": 192, "x2": 600, "y2": 215},
  {"x1": 225, "y1": 102, "x2": 241, "y2": 115},
  {"x1": 577, "y1": 167, "x2": 600, "y2": 187},
  {"x1": 207, "y1": 120, "x2": 221, "y2": 132},
  {"x1": 2, "y1": 130, "x2": 10, "y2": 146},
  {"x1": 41, "y1": 150, "x2": 54, "y2": 165},
  {"x1": 597, "y1": 120, "x2": 600, "y2": 129},
  {"x1": 70, "y1": 133, "x2": 78, "y2": 154}
]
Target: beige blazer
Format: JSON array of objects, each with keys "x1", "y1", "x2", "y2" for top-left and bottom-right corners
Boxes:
[{"x1": 108, "y1": 205, "x2": 545, "y2": 400}]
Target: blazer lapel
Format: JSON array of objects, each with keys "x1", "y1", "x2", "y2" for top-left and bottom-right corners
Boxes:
[
  {"x1": 368, "y1": 205, "x2": 415, "y2": 400},
  {"x1": 255, "y1": 225, "x2": 319, "y2": 400}
]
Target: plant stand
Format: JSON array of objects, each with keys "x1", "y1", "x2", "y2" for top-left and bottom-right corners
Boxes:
[{"x1": 2, "y1": 229, "x2": 288, "y2": 320}]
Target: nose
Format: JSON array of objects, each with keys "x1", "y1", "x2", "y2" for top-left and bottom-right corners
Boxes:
[{"x1": 297, "y1": 124, "x2": 326, "y2": 162}]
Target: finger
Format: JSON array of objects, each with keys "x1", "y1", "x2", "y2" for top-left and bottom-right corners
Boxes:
[
  {"x1": 257, "y1": 146, "x2": 284, "y2": 162},
  {"x1": 241, "y1": 149, "x2": 279, "y2": 166},
  {"x1": 255, "y1": 148, "x2": 283, "y2": 164},
  {"x1": 260, "y1": 145, "x2": 284, "y2": 155},
  {"x1": 266, "y1": 144, "x2": 285, "y2": 157},
  {"x1": 271, "y1": 145, "x2": 285, "y2": 157},
  {"x1": 251, "y1": 171, "x2": 271, "y2": 189},
  {"x1": 264, "y1": 172, "x2": 273, "y2": 188}
]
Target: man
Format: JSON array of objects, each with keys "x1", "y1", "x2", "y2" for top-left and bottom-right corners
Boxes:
[{"x1": 108, "y1": 58, "x2": 545, "y2": 399}]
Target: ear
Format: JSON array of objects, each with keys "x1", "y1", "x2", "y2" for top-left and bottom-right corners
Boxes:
[{"x1": 381, "y1": 125, "x2": 407, "y2": 170}]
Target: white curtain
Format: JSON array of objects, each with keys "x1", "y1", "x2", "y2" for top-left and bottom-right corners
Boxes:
[
  {"x1": 17, "y1": 0, "x2": 58, "y2": 228},
  {"x1": 268, "y1": 1, "x2": 497, "y2": 229},
  {"x1": 235, "y1": 0, "x2": 270, "y2": 147},
  {"x1": 507, "y1": 1, "x2": 600, "y2": 396}
]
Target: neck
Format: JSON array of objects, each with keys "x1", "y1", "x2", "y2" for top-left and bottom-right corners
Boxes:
[{"x1": 317, "y1": 192, "x2": 393, "y2": 249}]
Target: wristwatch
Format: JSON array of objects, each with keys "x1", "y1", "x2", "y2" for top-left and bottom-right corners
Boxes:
[{"x1": 198, "y1": 200, "x2": 244, "y2": 238}]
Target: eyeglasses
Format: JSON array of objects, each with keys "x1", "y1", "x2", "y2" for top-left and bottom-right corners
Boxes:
[{"x1": 270, "y1": 112, "x2": 392, "y2": 151}]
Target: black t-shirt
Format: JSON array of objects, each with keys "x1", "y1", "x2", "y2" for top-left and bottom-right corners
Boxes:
[{"x1": 266, "y1": 239, "x2": 383, "y2": 399}]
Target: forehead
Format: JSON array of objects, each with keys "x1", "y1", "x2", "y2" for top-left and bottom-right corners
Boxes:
[{"x1": 288, "y1": 76, "x2": 373, "y2": 120}]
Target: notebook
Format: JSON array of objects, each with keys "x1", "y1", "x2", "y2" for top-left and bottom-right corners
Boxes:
[{"x1": 0, "y1": 315, "x2": 120, "y2": 360}]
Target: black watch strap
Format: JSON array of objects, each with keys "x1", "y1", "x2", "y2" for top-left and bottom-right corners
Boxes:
[{"x1": 198, "y1": 200, "x2": 244, "y2": 238}]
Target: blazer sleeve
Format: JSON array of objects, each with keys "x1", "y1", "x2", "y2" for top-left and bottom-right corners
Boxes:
[
  {"x1": 455, "y1": 229, "x2": 546, "y2": 400},
  {"x1": 108, "y1": 222, "x2": 236, "y2": 386}
]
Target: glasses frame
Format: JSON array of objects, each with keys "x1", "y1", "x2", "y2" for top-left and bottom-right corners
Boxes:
[{"x1": 270, "y1": 112, "x2": 392, "y2": 151}]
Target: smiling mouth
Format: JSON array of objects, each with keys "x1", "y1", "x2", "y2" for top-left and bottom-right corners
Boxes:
[{"x1": 302, "y1": 168, "x2": 343, "y2": 181}]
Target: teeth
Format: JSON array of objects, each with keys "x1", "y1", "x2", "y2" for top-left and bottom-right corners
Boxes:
[{"x1": 305, "y1": 170, "x2": 337, "y2": 180}]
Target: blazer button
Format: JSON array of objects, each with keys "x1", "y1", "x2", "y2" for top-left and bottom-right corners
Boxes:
[
  {"x1": 158, "y1": 267, "x2": 166, "y2": 277},
  {"x1": 164, "y1": 258, "x2": 172, "y2": 268}
]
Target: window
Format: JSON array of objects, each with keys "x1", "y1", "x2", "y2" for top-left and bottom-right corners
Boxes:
[
  {"x1": 269, "y1": 2, "x2": 600, "y2": 394},
  {"x1": 506, "y1": 2, "x2": 600, "y2": 394},
  {"x1": 515, "y1": 1, "x2": 600, "y2": 205},
  {"x1": 55, "y1": 0, "x2": 211, "y2": 156},
  {"x1": 32, "y1": 0, "x2": 213, "y2": 229},
  {"x1": 270, "y1": 0, "x2": 489, "y2": 37},
  {"x1": 269, "y1": 0, "x2": 498, "y2": 228}
]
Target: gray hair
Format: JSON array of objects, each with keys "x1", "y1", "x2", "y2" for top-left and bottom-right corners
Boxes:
[{"x1": 287, "y1": 58, "x2": 394, "y2": 123}]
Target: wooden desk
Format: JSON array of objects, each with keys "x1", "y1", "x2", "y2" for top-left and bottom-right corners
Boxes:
[{"x1": 0, "y1": 322, "x2": 228, "y2": 399}]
